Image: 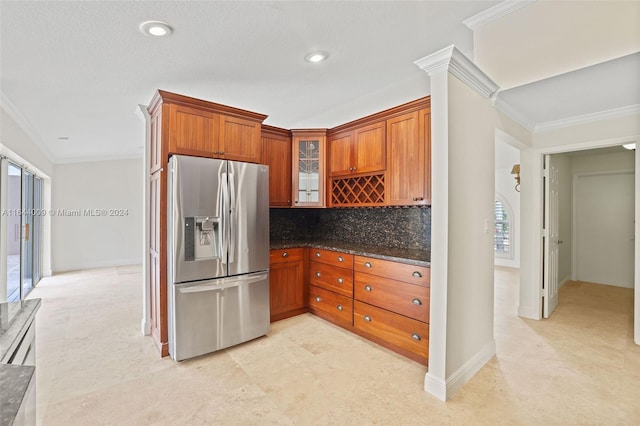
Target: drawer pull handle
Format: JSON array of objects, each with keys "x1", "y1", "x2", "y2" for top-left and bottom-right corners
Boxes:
[
  {"x1": 282, "y1": 252, "x2": 289, "y2": 258},
  {"x1": 412, "y1": 298, "x2": 422, "y2": 306},
  {"x1": 412, "y1": 271, "x2": 422, "y2": 278},
  {"x1": 337, "y1": 256, "x2": 344, "y2": 262},
  {"x1": 315, "y1": 252, "x2": 321, "y2": 257},
  {"x1": 364, "y1": 285, "x2": 372, "y2": 292},
  {"x1": 315, "y1": 296, "x2": 321, "y2": 302},
  {"x1": 315, "y1": 272, "x2": 321, "y2": 277},
  {"x1": 337, "y1": 278, "x2": 343, "y2": 284},
  {"x1": 364, "y1": 262, "x2": 372, "y2": 268},
  {"x1": 363, "y1": 315, "x2": 372, "y2": 322},
  {"x1": 411, "y1": 333, "x2": 421, "y2": 341},
  {"x1": 337, "y1": 304, "x2": 344, "y2": 311}
]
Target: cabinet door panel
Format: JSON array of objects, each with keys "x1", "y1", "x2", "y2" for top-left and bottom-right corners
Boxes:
[
  {"x1": 168, "y1": 104, "x2": 216, "y2": 156},
  {"x1": 219, "y1": 115, "x2": 261, "y2": 163},
  {"x1": 270, "y1": 261, "x2": 304, "y2": 318},
  {"x1": 386, "y1": 111, "x2": 422, "y2": 205},
  {"x1": 354, "y1": 121, "x2": 385, "y2": 174},
  {"x1": 328, "y1": 131, "x2": 353, "y2": 176},
  {"x1": 262, "y1": 132, "x2": 292, "y2": 207}
]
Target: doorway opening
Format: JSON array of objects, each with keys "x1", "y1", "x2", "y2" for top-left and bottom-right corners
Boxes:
[{"x1": 541, "y1": 146, "x2": 636, "y2": 319}]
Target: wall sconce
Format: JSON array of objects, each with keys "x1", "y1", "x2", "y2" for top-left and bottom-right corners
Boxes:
[{"x1": 511, "y1": 164, "x2": 520, "y2": 192}]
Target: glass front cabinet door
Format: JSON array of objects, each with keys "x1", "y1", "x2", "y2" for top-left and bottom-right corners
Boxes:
[{"x1": 291, "y1": 130, "x2": 326, "y2": 207}]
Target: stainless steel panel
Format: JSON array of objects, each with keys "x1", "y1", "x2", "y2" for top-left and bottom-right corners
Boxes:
[
  {"x1": 169, "y1": 155, "x2": 226, "y2": 283},
  {"x1": 227, "y1": 161, "x2": 270, "y2": 277},
  {"x1": 169, "y1": 272, "x2": 270, "y2": 361}
]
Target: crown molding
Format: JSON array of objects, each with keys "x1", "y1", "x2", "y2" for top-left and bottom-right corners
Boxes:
[
  {"x1": 53, "y1": 151, "x2": 144, "y2": 165},
  {"x1": 463, "y1": 0, "x2": 536, "y2": 30},
  {"x1": 414, "y1": 45, "x2": 499, "y2": 99},
  {"x1": 493, "y1": 95, "x2": 536, "y2": 131},
  {"x1": 534, "y1": 104, "x2": 640, "y2": 133},
  {"x1": 0, "y1": 91, "x2": 59, "y2": 163}
]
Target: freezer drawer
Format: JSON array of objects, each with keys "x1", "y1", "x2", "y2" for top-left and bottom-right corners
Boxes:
[{"x1": 169, "y1": 272, "x2": 270, "y2": 361}]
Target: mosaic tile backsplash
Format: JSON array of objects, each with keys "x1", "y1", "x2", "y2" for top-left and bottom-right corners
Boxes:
[{"x1": 270, "y1": 207, "x2": 431, "y2": 250}]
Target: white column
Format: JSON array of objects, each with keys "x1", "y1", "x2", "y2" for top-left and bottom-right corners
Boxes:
[{"x1": 137, "y1": 105, "x2": 152, "y2": 336}]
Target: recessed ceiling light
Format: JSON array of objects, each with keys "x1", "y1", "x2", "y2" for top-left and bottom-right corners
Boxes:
[
  {"x1": 305, "y1": 51, "x2": 329, "y2": 63},
  {"x1": 139, "y1": 21, "x2": 173, "y2": 37},
  {"x1": 623, "y1": 143, "x2": 636, "y2": 150},
  {"x1": 58, "y1": 137, "x2": 69, "y2": 140}
]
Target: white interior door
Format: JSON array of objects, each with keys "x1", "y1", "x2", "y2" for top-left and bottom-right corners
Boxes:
[
  {"x1": 543, "y1": 155, "x2": 560, "y2": 318},
  {"x1": 575, "y1": 172, "x2": 635, "y2": 287}
]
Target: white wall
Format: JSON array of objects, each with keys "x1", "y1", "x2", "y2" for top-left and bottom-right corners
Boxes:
[
  {"x1": 51, "y1": 159, "x2": 143, "y2": 272},
  {"x1": 571, "y1": 150, "x2": 635, "y2": 288},
  {"x1": 495, "y1": 141, "x2": 521, "y2": 268}
]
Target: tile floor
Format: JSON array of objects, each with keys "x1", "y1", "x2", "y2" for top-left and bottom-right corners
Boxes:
[{"x1": 26, "y1": 265, "x2": 639, "y2": 425}]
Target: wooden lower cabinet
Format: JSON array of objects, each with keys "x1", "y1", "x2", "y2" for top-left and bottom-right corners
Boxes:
[
  {"x1": 353, "y1": 301, "x2": 429, "y2": 365},
  {"x1": 269, "y1": 248, "x2": 306, "y2": 322},
  {"x1": 308, "y1": 285, "x2": 353, "y2": 329}
]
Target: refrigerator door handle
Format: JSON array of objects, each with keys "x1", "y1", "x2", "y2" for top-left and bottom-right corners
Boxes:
[
  {"x1": 220, "y1": 171, "x2": 229, "y2": 265},
  {"x1": 177, "y1": 273, "x2": 268, "y2": 294},
  {"x1": 228, "y1": 170, "x2": 236, "y2": 265}
]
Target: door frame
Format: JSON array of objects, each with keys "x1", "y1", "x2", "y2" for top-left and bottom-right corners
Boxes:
[{"x1": 529, "y1": 135, "x2": 639, "y2": 344}]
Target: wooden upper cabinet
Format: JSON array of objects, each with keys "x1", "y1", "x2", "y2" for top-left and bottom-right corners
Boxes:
[
  {"x1": 168, "y1": 103, "x2": 216, "y2": 157},
  {"x1": 386, "y1": 108, "x2": 430, "y2": 206},
  {"x1": 219, "y1": 114, "x2": 262, "y2": 163},
  {"x1": 328, "y1": 131, "x2": 353, "y2": 177},
  {"x1": 327, "y1": 122, "x2": 385, "y2": 177},
  {"x1": 353, "y1": 121, "x2": 385, "y2": 174},
  {"x1": 292, "y1": 130, "x2": 326, "y2": 207},
  {"x1": 261, "y1": 126, "x2": 292, "y2": 207},
  {"x1": 151, "y1": 90, "x2": 267, "y2": 163}
]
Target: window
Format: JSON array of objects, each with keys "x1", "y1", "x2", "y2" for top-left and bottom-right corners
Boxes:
[{"x1": 494, "y1": 199, "x2": 512, "y2": 259}]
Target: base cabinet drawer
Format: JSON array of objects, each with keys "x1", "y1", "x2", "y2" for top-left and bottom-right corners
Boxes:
[
  {"x1": 354, "y1": 272, "x2": 429, "y2": 323},
  {"x1": 355, "y1": 256, "x2": 429, "y2": 287},
  {"x1": 270, "y1": 248, "x2": 304, "y2": 264},
  {"x1": 354, "y1": 300, "x2": 428, "y2": 364},
  {"x1": 309, "y1": 249, "x2": 354, "y2": 268},
  {"x1": 309, "y1": 261, "x2": 353, "y2": 297},
  {"x1": 309, "y1": 285, "x2": 353, "y2": 328}
]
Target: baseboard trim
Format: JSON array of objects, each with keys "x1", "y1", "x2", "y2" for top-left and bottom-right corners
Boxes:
[
  {"x1": 53, "y1": 257, "x2": 141, "y2": 273},
  {"x1": 141, "y1": 318, "x2": 151, "y2": 336},
  {"x1": 424, "y1": 339, "x2": 496, "y2": 401},
  {"x1": 424, "y1": 373, "x2": 447, "y2": 401},
  {"x1": 559, "y1": 276, "x2": 571, "y2": 289},
  {"x1": 445, "y1": 339, "x2": 496, "y2": 399},
  {"x1": 518, "y1": 305, "x2": 540, "y2": 320}
]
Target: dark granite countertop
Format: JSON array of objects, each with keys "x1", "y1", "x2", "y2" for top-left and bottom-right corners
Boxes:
[
  {"x1": 270, "y1": 239, "x2": 430, "y2": 267},
  {"x1": 0, "y1": 364, "x2": 35, "y2": 425},
  {"x1": 0, "y1": 299, "x2": 41, "y2": 364}
]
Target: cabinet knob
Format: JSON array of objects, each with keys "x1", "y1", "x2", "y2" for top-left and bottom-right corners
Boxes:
[
  {"x1": 364, "y1": 285, "x2": 372, "y2": 292},
  {"x1": 412, "y1": 196, "x2": 424, "y2": 201},
  {"x1": 337, "y1": 256, "x2": 343, "y2": 262},
  {"x1": 315, "y1": 252, "x2": 321, "y2": 257},
  {"x1": 412, "y1": 271, "x2": 422, "y2": 278},
  {"x1": 364, "y1": 315, "x2": 372, "y2": 322},
  {"x1": 315, "y1": 272, "x2": 321, "y2": 277},
  {"x1": 353, "y1": 167, "x2": 357, "y2": 171},
  {"x1": 337, "y1": 278, "x2": 344, "y2": 284},
  {"x1": 282, "y1": 252, "x2": 289, "y2": 258},
  {"x1": 412, "y1": 298, "x2": 422, "y2": 306},
  {"x1": 364, "y1": 262, "x2": 372, "y2": 268},
  {"x1": 336, "y1": 304, "x2": 344, "y2": 311},
  {"x1": 219, "y1": 151, "x2": 225, "y2": 155},
  {"x1": 214, "y1": 151, "x2": 219, "y2": 155},
  {"x1": 295, "y1": 200, "x2": 299, "y2": 204},
  {"x1": 315, "y1": 296, "x2": 321, "y2": 302},
  {"x1": 349, "y1": 167, "x2": 353, "y2": 171},
  {"x1": 287, "y1": 200, "x2": 291, "y2": 204},
  {"x1": 411, "y1": 333, "x2": 421, "y2": 341}
]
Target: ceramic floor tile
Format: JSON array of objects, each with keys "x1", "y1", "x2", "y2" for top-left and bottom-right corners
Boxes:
[{"x1": 22, "y1": 266, "x2": 640, "y2": 425}]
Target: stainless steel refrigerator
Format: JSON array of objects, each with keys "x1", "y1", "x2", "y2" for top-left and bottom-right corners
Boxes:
[{"x1": 167, "y1": 155, "x2": 270, "y2": 361}]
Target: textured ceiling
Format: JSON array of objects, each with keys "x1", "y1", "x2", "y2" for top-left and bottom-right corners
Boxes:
[
  {"x1": 1, "y1": 1, "x2": 638, "y2": 164},
  {"x1": 0, "y1": 0, "x2": 497, "y2": 163}
]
